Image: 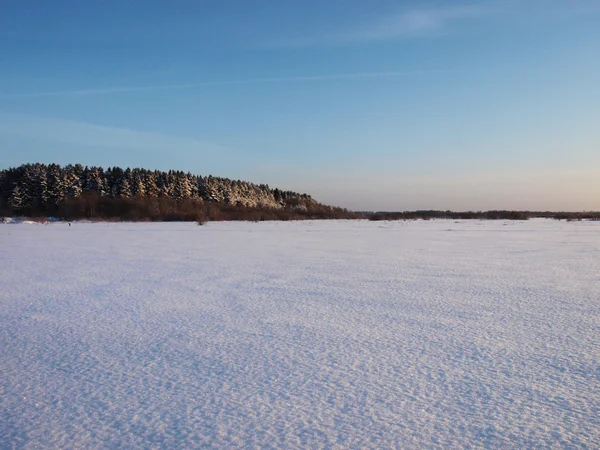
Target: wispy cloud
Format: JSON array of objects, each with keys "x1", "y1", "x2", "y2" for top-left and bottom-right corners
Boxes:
[
  {"x1": 353, "y1": 4, "x2": 492, "y2": 41},
  {"x1": 0, "y1": 70, "x2": 454, "y2": 98},
  {"x1": 0, "y1": 112, "x2": 223, "y2": 154},
  {"x1": 277, "y1": 3, "x2": 495, "y2": 47},
  {"x1": 0, "y1": 84, "x2": 199, "y2": 99}
]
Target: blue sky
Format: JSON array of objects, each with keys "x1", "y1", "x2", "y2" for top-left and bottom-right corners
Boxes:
[{"x1": 1, "y1": 0, "x2": 599, "y2": 211}]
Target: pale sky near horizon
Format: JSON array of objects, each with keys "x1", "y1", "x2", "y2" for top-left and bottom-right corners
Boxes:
[{"x1": 1, "y1": 0, "x2": 599, "y2": 211}]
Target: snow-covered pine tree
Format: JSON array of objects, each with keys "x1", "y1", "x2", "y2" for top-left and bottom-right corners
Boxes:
[
  {"x1": 64, "y1": 165, "x2": 82, "y2": 198},
  {"x1": 83, "y1": 166, "x2": 106, "y2": 197},
  {"x1": 145, "y1": 172, "x2": 160, "y2": 198},
  {"x1": 8, "y1": 184, "x2": 25, "y2": 212},
  {"x1": 37, "y1": 166, "x2": 49, "y2": 207},
  {"x1": 46, "y1": 163, "x2": 66, "y2": 207},
  {"x1": 119, "y1": 178, "x2": 132, "y2": 198},
  {"x1": 173, "y1": 174, "x2": 192, "y2": 201},
  {"x1": 131, "y1": 169, "x2": 146, "y2": 197}
]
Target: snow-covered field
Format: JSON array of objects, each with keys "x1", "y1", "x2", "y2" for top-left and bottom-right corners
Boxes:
[{"x1": 1, "y1": 219, "x2": 599, "y2": 448}]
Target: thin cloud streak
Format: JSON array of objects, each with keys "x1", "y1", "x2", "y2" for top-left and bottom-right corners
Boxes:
[
  {"x1": 0, "y1": 70, "x2": 456, "y2": 98},
  {"x1": 272, "y1": 2, "x2": 496, "y2": 47},
  {"x1": 354, "y1": 3, "x2": 492, "y2": 41},
  {"x1": 0, "y1": 112, "x2": 224, "y2": 154},
  {"x1": 0, "y1": 84, "x2": 199, "y2": 99}
]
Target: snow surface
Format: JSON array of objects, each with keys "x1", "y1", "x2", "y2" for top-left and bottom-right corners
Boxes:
[{"x1": 1, "y1": 219, "x2": 599, "y2": 448}]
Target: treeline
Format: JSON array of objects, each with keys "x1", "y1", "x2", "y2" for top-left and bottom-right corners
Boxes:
[
  {"x1": 368, "y1": 210, "x2": 600, "y2": 221},
  {"x1": 2, "y1": 163, "x2": 597, "y2": 223},
  {"x1": 369, "y1": 210, "x2": 530, "y2": 221},
  {"x1": 0, "y1": 163, "x2": 359, "y2": 222}
]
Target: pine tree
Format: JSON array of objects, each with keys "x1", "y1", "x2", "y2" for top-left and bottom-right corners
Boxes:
[
  {"x1": 106, "y1": 166, "x2": 124, "y2": 198},
  {"x1": 47, "y1": 163, "x2": 66, "y2": 207},
  {"x1": 131, "y1": 170, "x2": 146, "y2": 197},
  {"x1": 8, "y1": 184, "x2": 25, "y2": 211},
  {"x1": 18, "y1": 164, "x2": 37, "y2": 210},
  {"x1": 119, "y1": 178, "x2": 132, "y2": 198},
  {"x1": 173, "y1": 174, "x2": 192, "y2": 201},
  {"x1": 145, "y1": 172, "x2": 160, "y2": 198},
  {"x1": 84, "y1": 167, "x2": 106, "y2": 196},
  {"x1": 38, "y1": 167, "x2": 49, "y2": 207},
  {"x1": 64, "y1": 166, "x2": 82, "y2": 198}
]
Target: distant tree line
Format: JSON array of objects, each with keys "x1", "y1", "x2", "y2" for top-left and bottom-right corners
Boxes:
[
  {"x1": 0, "y1": 163, "x2": 360, "y2": 222},
  {"x1": 368, "y1": 210, "x2": 530, "y2": 221},
  {"x1": 368, "y1": 210, "x2": 600, "y2": 221}
]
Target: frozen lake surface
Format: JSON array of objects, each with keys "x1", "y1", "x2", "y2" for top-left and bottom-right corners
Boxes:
[{"x1": 1, "y1": 219, "x2": 599, "y2": 448}]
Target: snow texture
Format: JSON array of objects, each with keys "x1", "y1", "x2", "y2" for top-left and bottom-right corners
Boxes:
[{"x1": 1, "y1": 219, "x2": 599, "y2": 448}]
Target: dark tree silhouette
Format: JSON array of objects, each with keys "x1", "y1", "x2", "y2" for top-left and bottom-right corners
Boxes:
[{"x1": 0, "y1": 163, "x2": 359, "y2": 222}]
